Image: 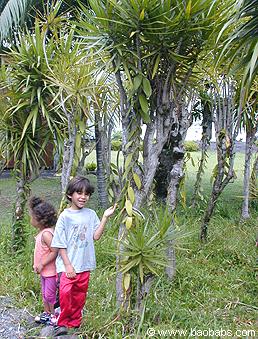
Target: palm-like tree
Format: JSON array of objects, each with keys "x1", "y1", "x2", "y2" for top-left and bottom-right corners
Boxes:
[
  {"x1": 77, "y1": 0, "x2": 235, "y2": 308},
  {"x1": 218, "y1": 0, "x2": 258, "y2": 219},
  {"x1": 92, "y1": 75, "x2": 119, "y2": 208},
  {"x1": 0, "y1": 0, "x2": 32, "y2": 44},
  {"x1": 218, "y1": 0, "x2": 258, "y2": 91},
  {"x1": 0, "y1": 0, "x2": 81, "y2": 45},
  {"x1": 0, "y1": 19, "x2": 66, "y2": 250}
]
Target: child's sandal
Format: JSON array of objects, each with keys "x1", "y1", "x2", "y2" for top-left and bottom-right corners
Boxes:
[{"x1": 34, "y1": 312, "x2": 51, "y2": 324}]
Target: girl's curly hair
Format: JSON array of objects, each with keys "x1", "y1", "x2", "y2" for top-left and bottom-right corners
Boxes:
[{"x1": 29, "y1": 196, "x2": 57, "y2": 228}]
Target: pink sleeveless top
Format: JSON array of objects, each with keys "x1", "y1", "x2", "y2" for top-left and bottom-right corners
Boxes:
[{"x1": 34, "y1": 228, "x2": 56, "y2": 277}]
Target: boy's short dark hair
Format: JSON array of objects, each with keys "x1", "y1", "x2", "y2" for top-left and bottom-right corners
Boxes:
[{"x1": 66, "y1": 176, "x2": 95, "y2": 201}]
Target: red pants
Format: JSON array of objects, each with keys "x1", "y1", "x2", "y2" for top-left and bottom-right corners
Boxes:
[{"x1": 57, "y1": 271, "x2": 90, "y2": 328}]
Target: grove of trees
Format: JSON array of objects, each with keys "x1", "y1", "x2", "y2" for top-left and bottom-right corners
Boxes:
[{"x1": 0, "y1": 0, "x2": 257, "y2": 314}]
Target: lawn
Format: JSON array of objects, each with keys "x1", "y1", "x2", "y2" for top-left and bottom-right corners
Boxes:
[{"x1": 0, "y1": 151, "x2": 257, "y2": 338}]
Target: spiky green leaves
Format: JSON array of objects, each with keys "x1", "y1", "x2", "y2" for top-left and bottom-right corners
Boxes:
[
  {"x1": 0, "y1": 0, "x2": 31, "y2": 44},
  {"x1": 119, "y1": 209, "x2": 176, "y2": 284}
]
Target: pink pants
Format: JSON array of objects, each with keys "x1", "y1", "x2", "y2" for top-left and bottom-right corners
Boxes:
[
  {"x1": 57, "y1": 271, "x2": 90, "y2": 328},
  {"x1": 40, "y1": 275, "x2": 57, "y2": 305}
]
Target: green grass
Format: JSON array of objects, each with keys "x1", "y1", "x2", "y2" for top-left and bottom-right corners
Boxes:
[
  {"x1": 0, "y1": 152, "x2": 257, "y2": 338},
  {"x1": 0, "y1": 174, "x2": 98, "y2": 225}
]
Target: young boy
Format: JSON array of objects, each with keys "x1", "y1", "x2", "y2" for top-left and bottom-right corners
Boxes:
[{"x1": 51, "y1": 176, "x2": 116, "y2": 336}]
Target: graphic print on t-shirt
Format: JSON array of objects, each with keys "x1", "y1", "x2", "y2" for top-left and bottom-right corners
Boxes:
[{"x1": 71, "y1": 224, "x2": 88, "y2": 250}]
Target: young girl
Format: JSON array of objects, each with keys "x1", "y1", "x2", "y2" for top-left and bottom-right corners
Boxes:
[{"x1": 30, "y1": 196, "x2": 58, "y2": 325}]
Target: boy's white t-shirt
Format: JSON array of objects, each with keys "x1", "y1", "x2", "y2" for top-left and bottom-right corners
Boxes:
[{"x1": 51, "y1": 207, "x2": 100, "y2": 273}]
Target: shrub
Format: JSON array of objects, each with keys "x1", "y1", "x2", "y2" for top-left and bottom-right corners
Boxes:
[
  {"x1": 111, "y1": 140, "x2": 122, "y2": 151},
  {"x1": 85, "y1": 162, "x2": 97, "y2": 172},
  {"x1": 184, "y1": 140, "x2": 200, "y2": 152},
  {"x1": 111, "y1": 139, "x2": 143, "y2": 151}
]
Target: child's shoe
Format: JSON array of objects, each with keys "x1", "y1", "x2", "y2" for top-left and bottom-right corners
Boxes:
[
  {"x1": 49, "y1": 314, "x2": 58, "y2": 326},
  {"x1": 34, "y1": 312, "x2": 51, "y2": 324},
  {"x1": 54, "y1": 306, "x2": 61, "y2": 316}
]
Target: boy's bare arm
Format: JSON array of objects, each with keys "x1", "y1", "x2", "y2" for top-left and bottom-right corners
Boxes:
[{"x1": 93, "y1": 204, "x2": 117, "y2": 241}]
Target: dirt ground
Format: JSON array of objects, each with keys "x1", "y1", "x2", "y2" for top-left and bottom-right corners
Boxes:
[
  {"x1": 0, "y1": 296, "x2": 33, "y2": 338},
  {"x1": 0, "y1": 297, "x2": 79, "y2": 338}
]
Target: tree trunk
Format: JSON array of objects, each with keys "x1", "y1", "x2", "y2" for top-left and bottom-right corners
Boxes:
[
  {"x1": 61, "y1": 114, "x2": 76, "y2": 193},
  {"x1": 76, "y1": 137, "x2": 89, "y2": 175},
  {"x1": 164, "y1": 238, "x2": 176, "y2": 279},
  {"x1": 241, "y1": 125, "x2": 257, "y2": 219},
  {"x1": 116, "y1": 223, "x2": 128, "y2": 309},
  {"x1": 154, "y1": 146, "x2": 174, "y2": 201},
  {"x1": 105, "y1": 117, "x2": 113, "y2": 178},
  {"x1": 190, "y1": 140, "x2": 209, "y2": 206},
  {"x1": 95, "y1": 111, "x2": 108, "y2": 208},
  {"x1": 165, "y1": 102, "x2": 193, "y2": 278},
  {"x1": 166, "y1": 147, "x2": 185, "y2": 210},
  {"x1": 200, "y1": 79, "x2": 240, "y2": 241},
  {"x1": 165, "y1": 147, "x2": 184, "y2": 280},
  {"x1": 12, "y1": 165, "x2": 30, "y2": 251},
  {"x1": 114, "y1": 67, "x2": 140, "y2": 309},
  {"x1": 200, "y1": 178, "x2": 221, "y2": 242},
  {"x1": 135, "y1": 274, "x2": 154, "y2": 313},
  {"x1": 191, "y1": 100, "x2": 212, "y2": 207},
  {"x1": 200, "y1": 136, "x2": 236, "y2": 242}
]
